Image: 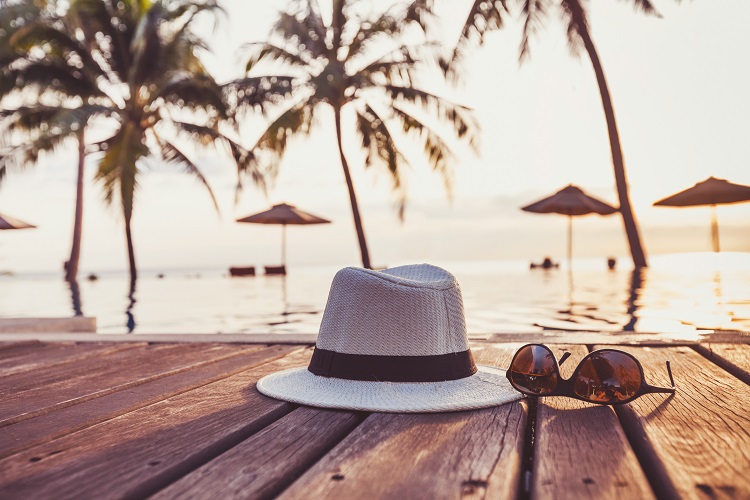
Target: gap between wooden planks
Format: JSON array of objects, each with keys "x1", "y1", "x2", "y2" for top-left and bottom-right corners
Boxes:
[
  {"x1": 0, "y1": 347, "x2": 312, "y2": 498},
  {"x1": 274, "y1": 344, "x2": 527, "y2": 500},
  {"x1": 601, "y1": 345, "x2": 750, "y2": 499},
  {"x1": 531, "y1": 345, "x2": 654, "y2": 499},
  {"x1": 0, "y1": 342, "x2": 262, "y2": 426},
  {"x1": 0, "y1": 344, "x2": 296, "y2": 459}
]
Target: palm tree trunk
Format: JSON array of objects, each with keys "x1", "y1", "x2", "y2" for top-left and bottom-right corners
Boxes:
[
  {"x1": 579, "y1": 27, "x2": 648, "y2": 268},
  {"x1": 124, "y1": 216, "x2": 137, "y2": 282},
  {"x1": 334, "y1": 106, "x2": 372, "y2": 269},
  {"x1": 65, "y1": 129, "x2": 86, "y2": 282}
]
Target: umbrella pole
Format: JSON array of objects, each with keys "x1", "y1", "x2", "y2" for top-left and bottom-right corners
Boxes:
[
  {"x1": 567, "y1": 215, "x2": 573, "y2": 270},
  {"x1": 711, "y1": 205, "x2": 720, "y2": 253},
  {"x1": 281, "y1": 224, "x2": 287, "y2": 268}
]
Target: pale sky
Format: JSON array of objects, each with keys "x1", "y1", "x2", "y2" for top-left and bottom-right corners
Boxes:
[{"x1": 1, "y1": 0, "x2": 749, "y2": 274}]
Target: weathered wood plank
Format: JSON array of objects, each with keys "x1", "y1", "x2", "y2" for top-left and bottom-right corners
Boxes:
[
  {"x1": 596, "y1": 345, "x2": 750, "y2": 499},
  {"x1": 0, "y1": 317, "x2": 96, "y2": 333},
  {"x1": 154, "y1": 408, "x2": 364, "y2": 500},
  {"x1": 0, "y1": 333, "x2": 319, "y2": 345},
  {"x1": 693, "y1": 343, "x2": 750, "y2": 385},
  {"x1": 484, "y1": 331, "x2": 749, "y2": 345},
  {"x1": 0, "y1": 342, "x2": 139, "y2": 377},
  {"x1": 0, "y1": 347, "x2": 310, "y2": 499},
  {"x1": 0, "y1": 344, "x2": 293, "y2": 459},
  {"x1": 0, "y1": 342, "x2": 255, "y2": 425},
  {"x1": 533, "y1": 345, "x2": 654, "y2": 499},
  {"x1": 0, "y1": 341, "x2": 43, "y2": 356},
  {"x1": 279, "y1": 345, "x2": 527, "y2": 500}
]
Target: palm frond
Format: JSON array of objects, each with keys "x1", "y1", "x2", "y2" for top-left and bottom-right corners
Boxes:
[
  {"x1": 355, "y1": 104, "x2": 408, "y2": 219},
  {"x1": 404, "y1": 0, "x2": 437, "y2": 34},
  {"x1": 224, "y1": 76, "x2": 296, "y2": 113},
  {"x1": 383, "y1": 85, "x2": 480, "y2": 152},
  {"x1": 344, "y1": 9, "x2": 400, "y2": 63},
  {"x1": 519, "y1": 0, "x2": 549, "y2": 62},
  {"x1": 620, "y1": 0, "x2": 662, "y2": 16},
  {"x1": 154, "y1": 73, "x2": 227, "y2": 120},
  {"x1": 442, "y1": 0, "x2": 508, "y2": 81},
  {"x1": 390, "y1": 105, "x2": 454, "y2": 199},
  {"x1": 152, "y1": 130, "x2": 219, "y2": 212},
  {"x1": 0, "y1": 125, "x2": 76, "y2": 175},
  {"x1": 95, "y1": 122, "x2": 148, "y2": 220},
  {"x1": 355, "y1": 45, "x2": 418, "y2": 85},
  {"x1": 559, "y1": 0, "x2": 588, "y2": 57},
  {"x1": 1, "y1": 103, "x2": 113, "y2": 134},
  {"x1": 243, "y1": 43, "x2": 312, "y2": 74},
  {"x1": 161, "y1": 0, "x2": 224, "y2": 27},
  {"x1": 128, "y1": 2, "x2": 165, "y2": 86},
  {"x1": 272, "y1": 7, "x2": 329, "y2": 62},
  {"x1": 0, "y1": 104, "x2": 114, "y2": 175},
  {"x1": 67, "y1": 0, "x2": 133, "y2": 79},
  {"x1": 161, "y1": 29, "x2": 209, "y2": 77},
  {"x1": 4, "y1": 60, "x2": 102, "y2": 100},
  {"x1": 248, "y1": 99, "x2": 315, "y2": 178},
  {"x1": 170, "y1": 120, "x2": 265, "y2": 191},
  {"x1": 9, "y1": 20, "x2": 113, "y2": 85}
]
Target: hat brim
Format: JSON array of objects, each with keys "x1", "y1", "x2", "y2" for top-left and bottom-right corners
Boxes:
[{"x1": 256, "y1": 364, "x2": 522, "y2": 413}]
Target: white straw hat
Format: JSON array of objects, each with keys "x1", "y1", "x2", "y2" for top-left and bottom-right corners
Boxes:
[{"x1": 257, "y1": 264, "x2": 521, "y2": 413}]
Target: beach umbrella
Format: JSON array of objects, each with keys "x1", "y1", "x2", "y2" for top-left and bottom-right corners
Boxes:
[
  {"x1": 653, "y1": 176, "x2": 750, "y2": 252},
  {"x1": 521, "y1": 184, "x2": 618, "y2": 266},
  {"x1": 236, "y1": 203, "x2": 331, "y2": 268},
  {"x1": 0, "y1": 212, "x2": 36, "y2": 230}
]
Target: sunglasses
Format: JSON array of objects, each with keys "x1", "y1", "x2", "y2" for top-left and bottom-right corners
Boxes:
[{"x1": 506, "y1": 344, "x2": 676, "y2": 405}]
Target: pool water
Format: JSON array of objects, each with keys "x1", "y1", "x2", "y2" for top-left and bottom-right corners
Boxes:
[{"x1": 1, "y1": 253, "x2": 748, "y2": 335}]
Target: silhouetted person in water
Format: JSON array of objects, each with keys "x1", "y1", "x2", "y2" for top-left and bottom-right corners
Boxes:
[{"x1": 531, "y1": 257, "x2": 558, "y2": 269}]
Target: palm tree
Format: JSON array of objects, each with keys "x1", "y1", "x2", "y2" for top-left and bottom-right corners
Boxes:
[
  {"x1": 1, "y1": 0, "x2": 261, "y2": 283},
  {"x1": 236, "y1": 0, "x2": 479, "y2": 269},
  {"x1": 447, "y1": 0, "x2": 658, "y2": 268},
  {"x1": 0, "y1": 0, "x2": 98, "y2": 283}
]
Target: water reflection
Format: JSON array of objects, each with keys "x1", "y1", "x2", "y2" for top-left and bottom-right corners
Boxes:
[
  {"x1": 126, "y1": 280, "x2": 136, "y2": 333},
  {"x1": 67, "y1": 278, "x2": 83, "y2": 317},
  {"x1": 16, "y1": 253, "x2": 748, "y2": 335},
  {"x1": 623, "y1": 268, "x2": 645, "y2": 331}
]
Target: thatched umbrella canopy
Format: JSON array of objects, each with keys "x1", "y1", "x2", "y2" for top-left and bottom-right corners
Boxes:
[
  {"x1": 522, "y1": 185, "x2": 617, "y2": 266},
  {"x1": 236, "y1": 203, "x2": 331, "y2": 269},
  {"x1": 654, "y1": 177, "x2": 750, "y2": 252},
  {"x1": 0, "y1": 212, "x2": 36, "y2": 230}
]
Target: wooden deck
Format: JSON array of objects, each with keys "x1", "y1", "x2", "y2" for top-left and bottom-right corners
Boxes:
[{"x1": 1, "y1": 339, "x2": 748, "y2": 499}]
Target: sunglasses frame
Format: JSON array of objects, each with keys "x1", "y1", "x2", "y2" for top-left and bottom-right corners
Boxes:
[{"x1": 505, "y1": 343, "x2": 676, "y2": 405}]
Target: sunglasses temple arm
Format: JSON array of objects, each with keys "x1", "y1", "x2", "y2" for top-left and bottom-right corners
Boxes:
[
  {"x1": 666, "y1": 360, "x2": 675, "y2": 388},
  {"x1": 642, "y1": 361, "x2": 677, "y2": 394}
]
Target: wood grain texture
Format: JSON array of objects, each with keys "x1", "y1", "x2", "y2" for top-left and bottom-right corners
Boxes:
[
  {"x1": 0, "y1": 317, "x2": 96, "y2": 333},
  {"x1": 0, "y1": 342, "x2": 250, "y2": 425},
  {"x1": 0, "y1": 342, "x2": 138, "y2": 377},
  {"x1": 0, "y1": 344, "x2": 292, "y2": 459},
  {"x1": 693, "y1": 343, "x2": 750, "y2": 385},
  {"x1": 533, "y1": 345, "x2": 654, "y2": 499},
  {"x1": 279, "y1": 345, "x2": 526, "y2": 500},
  {"x1": 154, "y1": 408, "x2": 364, "y2": 500},
  {"x1": 0, "y1": 341, "x2": 43, "y2": 356},
  {"x1": 0, "y1": 346, "x2": 311, "y2": 499},
  {"x1": 484, "y1": 331, "x2": 749, "y2": 346},
  {"x1": 596, "y1": 345, "x2": 750, "y2": 500}
]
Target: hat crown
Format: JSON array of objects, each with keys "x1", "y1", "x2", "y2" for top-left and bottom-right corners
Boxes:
[{"x1": 317, "y1": 264, "x2": 469, "y2": 356}]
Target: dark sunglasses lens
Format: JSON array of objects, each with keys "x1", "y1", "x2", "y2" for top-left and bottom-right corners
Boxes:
[
  {"x1": 509, "y1": 345, "x2": 559, "y2": 395},
  {"x1": 573, "y1": 351, "x2": 642, "y2": 403}
]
